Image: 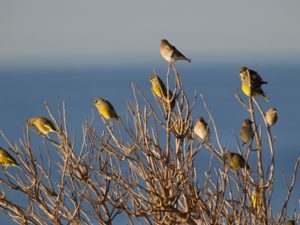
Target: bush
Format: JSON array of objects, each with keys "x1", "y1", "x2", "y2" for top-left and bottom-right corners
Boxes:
[{"x1": 0, "y1": 62, "x2": 299, "y2": 225}]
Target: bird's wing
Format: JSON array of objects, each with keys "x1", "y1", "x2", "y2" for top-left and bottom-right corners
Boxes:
[
  {"x1": 250, "y1": 70, "x2": 267, "y2": 85},
  {"x1": 44, "y1": 123, "x2": 56, "y2": 131},
  {"x1": 106, "y1": 101, "x2": 119, "y2": 117},
  {"x1": 156, "y1": 76, "x2": 167, "y2": 96},
  {"x1": 0, "y1": 150, "x2": 17, "y2": 164}
]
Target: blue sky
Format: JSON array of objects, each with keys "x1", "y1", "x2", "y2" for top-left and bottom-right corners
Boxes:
[{"x1": 1, "y1": 1, "x2": 300, "y2": 67}]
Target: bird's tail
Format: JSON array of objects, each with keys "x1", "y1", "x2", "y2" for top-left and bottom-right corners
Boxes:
[
  {"x1": 261, "y1": 94, "x2": 269, "y2": 103},
  {"x1": 186, "y1": 58, "x2": 192, "y2": 63}
]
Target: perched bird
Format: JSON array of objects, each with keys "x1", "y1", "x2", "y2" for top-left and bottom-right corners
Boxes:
[
  {"x1": 160, "y1": 39, "x2": 191, "y2": 63},
  {"x1": 240, "y1": 66, "x2": 268, "y2": 102},
  {"x1": 285, "y1": 220, "x2": 296, "y2": 225},
  {"x1": 27, "y1": 117, "x2": 57, "y2": 135},
  {"x1": 251, "y1": 186, "x2": 261, "y2": 209},
  {"x1": 0, "y1": 147, "x2": 19, "y2": 167},
  {"x1": 149, "y1": 74, "x2": 175, "y2": 111},
  {"x1": 265, "y1": 107, "x2": 278, "y2": 127},
  {"x1": 173, "y1": 120, "x2": 191, "y2": 139},
  {"x1": 223, "y1": 151, "x2": 250, "y2": 170},
  {"x1": 94, "y1": 98, "x2": 120, "y2": 121},
  {"x1": 193, "y1": 117, "x2": 210, "y2": 143},
  {"x1": 149, "y1": 74, "x2": 167, "y2": 98},
  {"x1": 240, "y1": 119, "x2": 254, "y2": 145}
]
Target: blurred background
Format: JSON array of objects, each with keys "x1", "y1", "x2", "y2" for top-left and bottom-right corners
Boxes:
[{"x1": 1, "y1": 1, "x2": 299, "y2": 224}]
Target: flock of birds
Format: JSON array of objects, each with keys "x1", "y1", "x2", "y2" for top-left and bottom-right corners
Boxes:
[
  {"x1": 0, "y1": 39, "x2": 278, "y2": 172},
  {"x1": 0, "y1": 38, "x2": 296, "y2": 225}
]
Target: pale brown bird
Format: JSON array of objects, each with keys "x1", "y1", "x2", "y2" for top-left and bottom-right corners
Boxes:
[
  {"x1": 193, "y1": 117, "x2": 210, "y2": 143},
  {"x1": 223, "y1": 151, "x2": 250, "y2": 170},
  {"x1": 94, "y1": 98, "x2": 120, "y2": 121},
  {"x1": 27, "y1": 117, "x2": 57, "y2": 135},
  {"x1": 265, "y1": 108, "x2": 278, "y2": 127},
  {"x1": 160, "y1": 39, "x2": 191, "y2": 63},
  {"x1": 0, "y1": 147, "x2": 19, "y2": 167},
  {"x1": 240, "y1": 119, "x2": 254, "y2": 145},
  {"x1": 240, "y1": 66, "x2": 268, "y2": 102}
]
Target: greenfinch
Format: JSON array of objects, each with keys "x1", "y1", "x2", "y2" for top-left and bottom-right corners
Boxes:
[
  {"x1": 94, "y1": 98, "x2": 120, "y2": 121},
  {"x1": 149, "y1": 74, "x2": 167, "y2": 98},
  {"x1": 149, "y1": 74, "x2": 175, "y2": 111},
  {"x1": 285, "y1": 220, "x2": 296, "y2": 225},
  {"x1": 240, "y1": 66, "x2": 268, "y2": 102},
  {"x1": 0, "y1": 147, "x2": 19, "y2": 167},
  {"x1": 193, "y1": 117, "x2": 210, "y2": 143},
  {"x1": 265, "y1": 108, "x2": 278, "y2": 127},
  {"x1": 251, "y1": 186, "x2": 262, "y2": 209},
  {"x1": 223, "y1": 151, "x2": 250, "y2": 170},
  {"x1": 240, "y1": 119, "x2": 254, "y2": 145},
  {"x1": 173, "y1": 120, "x2": 191, "y2": 139},
  {"x1": 27, "y1": 117, "x2": 57, "y2": 135},
  {"x1": 160, "y1": 39, "x2": 191, "y2": 63}
]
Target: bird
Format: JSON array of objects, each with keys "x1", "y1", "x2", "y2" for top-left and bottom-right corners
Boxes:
[
  {"x1": 240, "y1": 66, "x2": 268, "y2": 102},
  {"x1": 160, "y1": 39, "x2": 191, "y2": 63},
  {"x1": 149, "y1": 74, "x2": 167, "y2": 98},
  {"x1": 94, "y1": 98, "x2": 120, "y2": 121},
  {"x1": 173, "y1": 120, "x2": 191, "y2": 139},
  {"x1": 285, "y1": 220, "x2": 296, "y2": 225},
  {"x1": 193, "y1": 117, "x2": 210, "y2": 143},
  {"x1": 149, "y1": 74, "x2": 175, "y2": 111},
  {"x1": 240, "y1": 119, "x2": 254, "y2": 145},
  {"x1": 27, "y1": 117, "x2": 57, "y2": 135},
  {"x1": 265, "y1": 108, "x2": 278, "y2": 127},
  {"x1": 251, "y1": 186, "x2": 261, "y2": 209},
  {"x1": 223, "y1": 151, "x2": 250, "y2": 170},
  {"x1": 0, "y1": 147, "x2": 19, "y2": 167}
]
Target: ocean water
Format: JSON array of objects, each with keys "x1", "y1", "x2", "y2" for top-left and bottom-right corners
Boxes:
[{"x1": 0, "y1": 63, "x2": 299, "y2": 224}]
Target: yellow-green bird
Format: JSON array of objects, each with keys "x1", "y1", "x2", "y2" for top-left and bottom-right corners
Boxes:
[
  {"x1": 285, "y1": 220, "x2": 296, "y2": 225},
  {"x1": 0, "y1": 147, "x2": 19, "y2": 167},
  {"x1": 94, "y1": 98, "x2": 120, "y2": 121},
  {"x1": 149, "y1": 74, "x2": 167, "y2": 98},
  {"x1": 265, "y1": 107, "x2": 278, "y2": 127},
  {"x1": 240, "y1": 119, "x2": 254, "y2": 145},
  {"x1": 160, "y1": 39, "x2": 191, "y2": 63},
  {"x1": 149, "y1": 74, "x2": 175, "y2": 111},
  {"x1": 173, "y1": 120, "x2": 191, "y2": 139},
  {"x1": 27, "y1": 117, "x2": 57, "y2": 135},
  {"x1": 251, "y1": 186, "x2": 261, "y2": 209},
  {"x1": 193, "y1": 117, "x2": 210, "y2": 143},
  {"x1": 240, "y1": 66, "x2": 268, "y2": 102},
  {"x1": 223, "y1": 151, "x2": 250, "y2": 170}
]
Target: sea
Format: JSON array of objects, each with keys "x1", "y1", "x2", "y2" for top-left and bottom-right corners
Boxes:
[{"x1": 0, "y1": 62, "x2": 299, "y2": 224}]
